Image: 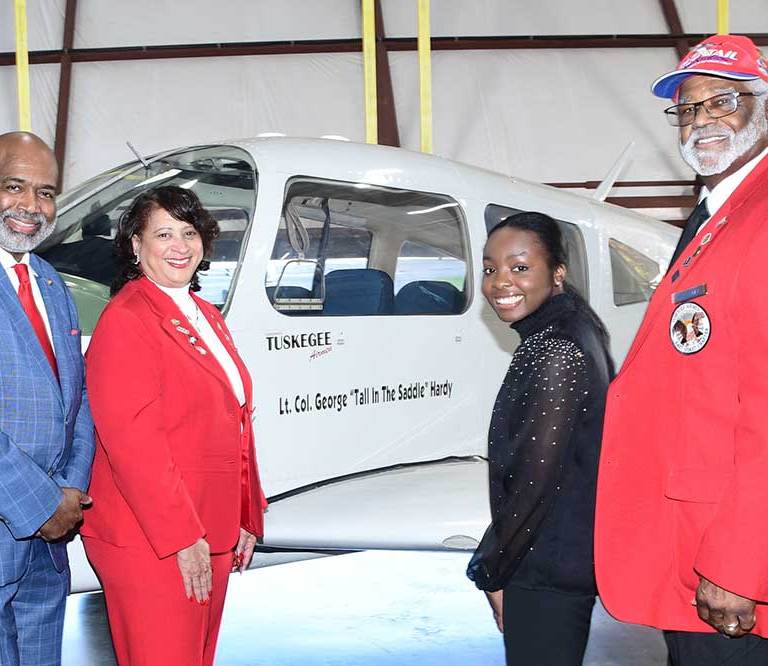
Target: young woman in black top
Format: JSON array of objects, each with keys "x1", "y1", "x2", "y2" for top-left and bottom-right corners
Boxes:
[{"x1": 467, "y1": 212, "x2": 614, "y2": 666}]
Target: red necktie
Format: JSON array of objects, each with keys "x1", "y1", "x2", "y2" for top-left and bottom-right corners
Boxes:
[{"x1": 13, "y1": 263, "x2": 59, "y2": 378}]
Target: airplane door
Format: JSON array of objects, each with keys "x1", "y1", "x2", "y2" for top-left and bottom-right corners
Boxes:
[{"x1": 234, "y1": 176, "x2": 486, "y2": 500}]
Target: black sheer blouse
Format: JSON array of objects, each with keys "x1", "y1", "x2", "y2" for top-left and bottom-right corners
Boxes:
[{"x1": 467, "y1": 291, "x2": 613, "y2": 594}]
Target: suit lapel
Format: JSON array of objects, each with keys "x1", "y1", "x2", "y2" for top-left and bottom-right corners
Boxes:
[{"x1": 0, "y1": 262, "x2": 62, "y2": 400}]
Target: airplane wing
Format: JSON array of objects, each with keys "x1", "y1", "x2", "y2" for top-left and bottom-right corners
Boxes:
[{"x1": 262, "y1": 457, "x2": 489, "y2": 551}]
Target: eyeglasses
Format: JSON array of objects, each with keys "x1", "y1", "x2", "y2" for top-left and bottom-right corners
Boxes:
[{"x1": 664, "y1": 91, "x2": 766, "y2": 127}]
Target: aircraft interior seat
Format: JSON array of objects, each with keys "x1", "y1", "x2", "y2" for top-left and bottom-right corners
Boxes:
[
  {"x1": 213, "y1": 238, "x2": 242, "y2": 261},
  {"x1": 266, "y1": 285, "x2": 313, "y2": 303},
  {"x1": 394, "y1": 280, "x2": 465, "y2": 315},
  {"x1": 82, "y1": 214, "x2": 112, "y2": 238},
  {"x1": 322, "y1": 268, "x2": 395, "y2": 315}
]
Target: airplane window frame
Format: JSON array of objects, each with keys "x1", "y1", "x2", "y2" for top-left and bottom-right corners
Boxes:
[
  {"x1": 40, "y1": 145, "x2": 259, "y2": 333},
  {"x1": 608, "y1": 238, "x2": 660, "y2": 307},
  {"x1": 267, "y1": 176, "x2": 470, "y2": 317},
  {"x1": 483, "y1": 204, "x2": 590, "y2": 300}
]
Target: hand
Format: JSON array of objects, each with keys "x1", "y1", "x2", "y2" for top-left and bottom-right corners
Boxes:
[
  {"x1": 232, "y1": 528, "x2": 257, "y2": 573},
  {"x1": 695, "y1": 576, "x2": 756, "y2": 637},
  {"x1": 38, "y1": 487, "x2": 92, "y2": 541},
  {"x1": 485, "y1": 589, "x2": 504, "y2": 633},
  {"x1": 176, "y1": 538, "x2": 212, "y2": 604}
]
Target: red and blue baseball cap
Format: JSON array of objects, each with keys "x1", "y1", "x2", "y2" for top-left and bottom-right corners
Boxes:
[{"x1": 651, "y1": 34, "x2": 768, "y2": 99}]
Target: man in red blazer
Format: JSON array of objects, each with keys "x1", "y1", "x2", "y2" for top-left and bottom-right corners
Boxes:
[{"x1": 595, "y1": 35, "x2": 768, "y2": 664}]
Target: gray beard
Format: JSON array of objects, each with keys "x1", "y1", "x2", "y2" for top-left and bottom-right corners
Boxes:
[
  {"x1": 679, "y1": 111, "x2": 768, "y2": 176},
  {"x1": 0, "y1": 209, "x2": 55, "y2": 253}
]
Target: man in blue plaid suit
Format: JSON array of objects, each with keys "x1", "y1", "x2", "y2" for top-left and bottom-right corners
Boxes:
[{"x1": 0, "y1": 132, "x2": 95, "y2": 665}]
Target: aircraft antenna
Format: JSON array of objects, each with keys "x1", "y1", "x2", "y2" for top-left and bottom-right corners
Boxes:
[
  {"x1": 593, "y1": 141, "x2": 635, "y2": 202},
  {"x1": 126, "y1": 141, "x2": 150, "y2": 169}
]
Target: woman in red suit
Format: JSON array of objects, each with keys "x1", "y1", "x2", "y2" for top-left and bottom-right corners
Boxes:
[{"x1": 81, "y1": 185, "x2": 266, "y2": 665}]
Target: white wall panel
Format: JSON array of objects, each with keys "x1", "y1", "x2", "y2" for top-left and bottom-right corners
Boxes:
[
  {"x1": 382, "y1": 0, "x2": 667, "y2": 37},
  {"x1": 74, "y1": 0, "x2": 361, "y2": 47},
  {"x1": 390, "y1": 48, "x2": 690, "y2": 184},
  {"x1": 0, "y1": 64, "x2": 60, "y2": 143},
  {"x1": 0, "y1": 0, "x2": 65, "y2": 51},
  {"x1": 63, "y1": 53, "x2": 364, "y2": 189},
  {"x1": 6, "y1": 1, "x2": 767, "y2": 196},
  {"x1": 677, "y1": 0, "x2": 768, "y2": 34}
]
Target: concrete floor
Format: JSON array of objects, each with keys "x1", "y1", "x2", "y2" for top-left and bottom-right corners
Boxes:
[{"x1": 62, "y1": 551, "x2": 667, "y2": 665}]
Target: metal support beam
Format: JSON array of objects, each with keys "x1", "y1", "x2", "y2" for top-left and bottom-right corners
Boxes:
[
  {"x1": 53, "y1": 0, "x2": 77, "y2": 191},
  {"x1": 658, "y1": 0, "x2": 690, "y2": 58},
  {"x1": 549, "y1": 178, "x2": 695, "y2": 189},
  {"x1": 374, "y1": 0, "x2": 399, "y2": 147},
  {"x1": 604, "y1": 194, "x2": 696, "y2": 208},
  {"x1": 4, "y1": 34, "x2": 767, "y2": 67}
]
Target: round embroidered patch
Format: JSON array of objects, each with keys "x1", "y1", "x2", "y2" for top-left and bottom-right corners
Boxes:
[{"x1": 670, "y1": 301, "x2": 710, "y2": 354}]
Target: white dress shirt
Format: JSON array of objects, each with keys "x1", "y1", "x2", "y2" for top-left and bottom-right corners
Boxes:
[
  {"x1": 0, "y1": 247, "x2": 56, "y2": 349},
  {"x1": 150, "y1": 279, "x2": 246, "y2": 406},
  {"x1": 697, "y1": 146, "x2": 768, "y2": 233}
]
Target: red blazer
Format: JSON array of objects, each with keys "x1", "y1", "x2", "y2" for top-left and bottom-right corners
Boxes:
[
  {"x1": 595, "y1": 154, "x2": 768, "y2": 635},
  {"x1": 82, "y1": 277, "x2": 266, "y2": 559}
]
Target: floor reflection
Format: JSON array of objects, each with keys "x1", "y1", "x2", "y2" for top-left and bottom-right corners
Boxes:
[{"x1": 63, "y1": 551, "x2": 666, "y2": 665}]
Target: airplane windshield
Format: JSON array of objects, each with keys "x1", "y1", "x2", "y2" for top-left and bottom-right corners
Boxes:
[{"x1": 41, "y1": 145, "x2": 258, "y2": 334}]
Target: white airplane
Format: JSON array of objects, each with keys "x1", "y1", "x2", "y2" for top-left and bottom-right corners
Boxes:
[{"x1": 40, "y1": 138, "x2": 678, "y2": 591}]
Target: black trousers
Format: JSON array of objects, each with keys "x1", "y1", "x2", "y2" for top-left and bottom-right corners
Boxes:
[
  {"x1": 502, "y1": 584, "x2": 595, "y2": 666},
  {"x1": 665, "y1": 630, "x2": 768, "y2": 665}
]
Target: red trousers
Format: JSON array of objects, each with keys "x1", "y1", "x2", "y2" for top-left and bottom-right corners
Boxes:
[{"x1": 83, "y1": 537, "x2": 232, "y2": 666}]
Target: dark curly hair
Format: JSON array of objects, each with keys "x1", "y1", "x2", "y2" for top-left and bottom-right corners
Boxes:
[{"x1": 111, "y1": 185, "x2": 219, "y2": 295}]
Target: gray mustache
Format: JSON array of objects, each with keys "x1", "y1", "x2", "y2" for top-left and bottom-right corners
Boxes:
[
  {"x1": 687, "y1": 128, "x2": 734, "y2": 142},
  {"x1": 0, "y1": 208, "x2": 48, "y2": 228}
]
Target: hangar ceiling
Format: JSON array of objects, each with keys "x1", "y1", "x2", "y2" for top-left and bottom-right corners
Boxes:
[{"x1": 1, "y1": 1, "x2": 767, "y2": 225}]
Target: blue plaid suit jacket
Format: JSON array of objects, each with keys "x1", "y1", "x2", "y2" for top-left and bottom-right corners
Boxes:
[{"x1": 0, "y1": 254, "x2": 95, "y2": 585}]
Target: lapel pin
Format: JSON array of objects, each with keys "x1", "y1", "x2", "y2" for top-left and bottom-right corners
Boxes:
[
  {"x1": 693, "y1": 247, "x2": 702, "y2": 258},
  {"x1": 683, "y1": 256, "x2": 692, "y2": 267},
  {"x1": 195, "y1": 346, "x2": 207, "y2": 355},
  {"x1": 671, "y1": 270, "x2": 680, "y2": 283},
  {"x1": 700, "y1": 232, "x2": 712, "y2": 245},
  {"x1": 171, "y1": 318, "x2": 181, "y2": 326},
  {"x1": 46, "y1": 279, "x2": 53, "y2": 286},
  {"x1": 176, "y1": 325, "x2": 190, "y2": 335},
  {"x1": 189, "y1": 336, "x2": 198, "y2": 345},
  {"x1": 716, "y1": 216, "x2": 728, "y2": 228}
]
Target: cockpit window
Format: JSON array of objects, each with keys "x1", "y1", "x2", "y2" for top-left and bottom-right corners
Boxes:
[
  {"x1": 609, "y1": 238, "x2": 660, "y2": 306},
  {"x1": 41, "y1": 146, "x2": 257, "y2": 334}
]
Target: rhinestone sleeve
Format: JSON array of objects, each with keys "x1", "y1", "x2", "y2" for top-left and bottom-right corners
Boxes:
[{"x1": 467, "y1": 329, "x2": 590, "y2": 591}]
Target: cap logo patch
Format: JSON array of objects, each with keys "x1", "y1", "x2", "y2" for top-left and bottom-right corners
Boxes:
[{"x1": 681, "y1": 44, "x2": 739, "y2": 69}]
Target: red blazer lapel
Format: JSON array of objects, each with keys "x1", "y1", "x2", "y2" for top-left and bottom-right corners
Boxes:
[
  {"x1": 135, "y1": 278, "x2": 233, "y2": 392},
  {"x1": 619, "y1": 153, "x2": 768, "y2": 375}
]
